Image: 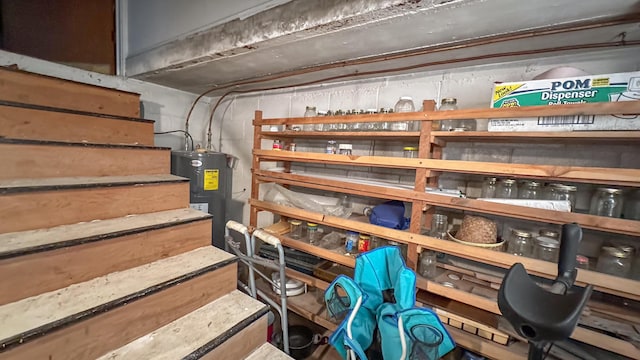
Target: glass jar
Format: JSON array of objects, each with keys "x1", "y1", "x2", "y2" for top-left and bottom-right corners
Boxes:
[
  {"x1": 596, "y1": 246, "x2": 632, "y2": 278},
  {"x1": 419, "y1": 250, "x2": 438, "y2": 279},
  {"x1": 623, "y1": 189, "x2": 640, "y2": 220},
  {"x1": 345, "y1": 231, "x2": 359, "y2": 253},
  {"x1": 547, "y1": 183, "x2": 577, "y2": 211},
  {"x1": 391, "y1": 97, "x2": 412, "y2": 131},
  {"x1": 519, "y1": 180, "x2": 541, "y2": 200},
  {"x1": 429, "y1": 214, "x2": 448, "y2": 240},
  {"x1": 272, "y1": 139, "x2": 283, "y2": 151},
  {"x1": 576, "y1": 255, "x2": 590, "y2": 270},
  {"x1": 388, "y1": 241, "x2": 408, "y2": 260},
  {"x1": 338, "y1": 144, "x2": 353, "y2": 156},
  {"x1": 323, "y1": 121, "x2": 339, "y2": 132},
  {"x1": 481, "y1": 177, "x2": 497, "y2": 198},
  {"x1": 589, "y1": 187, "x2": 624, "y2": 218},
  {"x1": 302, "y1": 106, "x2": 317, "y2": 131},
  {"x1": 289, "y1": 220, "x2": 303, "y2": 239},
  {"x1": 403, "y1": 146, "x2": 418, "y2": 158},
  {"x1": 326, "y1": 140, "x2": 337, "y2": 154},
  {"x1": 370, "y1": 235, "x2": 385, "y2": 249},
  {"x1": 533, "y1": 236, "x2": 560, "y2": 263},
  {"x1": 358, "y1": 234, "x2": 371, "y2": 252},
  {"x1": 307, "y1": 222, "x2": 321, "y2": 244},
  {"x1": 538, "y1": 229, "x2": 560, "y2": 240},
  {"x1": 496, "y1": 179, "x2": 519, "y2": 199},
  {"x1": 379, "y1": 108, "x2": 391, "y2": 131},
  {"x1": 507, "y1": 229, "x2": 533, "y2": 257}
]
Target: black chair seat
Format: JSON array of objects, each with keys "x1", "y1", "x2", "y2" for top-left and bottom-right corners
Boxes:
[{"x1": 498, "y1": 263, "x2": 591, "y2": 342}]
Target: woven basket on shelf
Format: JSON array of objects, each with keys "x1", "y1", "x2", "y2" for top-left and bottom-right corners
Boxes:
[{"x1": 455, "y1": 215, "x2": 498, "y2": 244}]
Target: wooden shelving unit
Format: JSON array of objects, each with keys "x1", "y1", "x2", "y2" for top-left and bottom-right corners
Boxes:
[{"x1": 250, "y1": 100, "x2": 640, "y2": 359}]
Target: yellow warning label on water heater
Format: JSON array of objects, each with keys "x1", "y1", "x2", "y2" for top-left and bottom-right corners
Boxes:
[{"x1": 203, "y1": 169, "x2": 219, "y2": 191}]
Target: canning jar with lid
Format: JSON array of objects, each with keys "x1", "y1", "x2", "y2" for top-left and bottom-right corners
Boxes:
[
  {"x1": 533, "y1": 236, "x2": 560, "y2": 262},
  {"x1": 589, "y1": 187, "x2": 624, "y2": 218},
  {"x1": 307, "y1": 223, "x2": 321, "y2": 244},
  {"x1": 519, "y1": 180, "x2": 541, "y2": 200},
  {"x1": 547, "y1": 183, "x2": 577, "y2": 211},
  {"x1": 289, "y1": 220, "x2": 303, "y2": 239},
  {"x1": 302, "y1": 106, "x2": 317, "y2": 131},
  {"x1": 496, "y1": 179, "x2": 519, "y2": 199},
  {"x1": 403, "y1": 146, "x2": 418, "y2": 158},
  {"x1": 507, "y1": 229, "x2": 533, "y2": 257},
  {"x1": 394, "y1": 96, "x2": 416, "y2": 131},
  {"x1": 596, "y1": 246, "x2": 632, "y2": 278},
  {"x1": 538, "y1": 229, "x2": 560, "y2": 240},
  {"x1": 481, "y1": 177, "x2": 497, "y2": 198}
]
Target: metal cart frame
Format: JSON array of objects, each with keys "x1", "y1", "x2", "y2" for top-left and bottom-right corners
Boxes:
[{"x1": 225, "y1": 221, "x2": 290, "y2": 354}]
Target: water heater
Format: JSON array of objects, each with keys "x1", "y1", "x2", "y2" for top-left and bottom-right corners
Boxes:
[{"x1": 171, "y1": 150, "x2": 234, "y2": 249}]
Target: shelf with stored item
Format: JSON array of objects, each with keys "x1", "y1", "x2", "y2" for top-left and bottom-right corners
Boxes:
[{"x1": 250, "y1": 99, "x2": 640, "y2": 358}]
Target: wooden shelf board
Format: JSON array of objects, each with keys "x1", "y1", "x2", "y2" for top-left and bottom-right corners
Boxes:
[
  {"x1": 431, "y1": 130, "x2": 640, "y2": 144},
  {"x1": 445, "y1": 325, "x2": 528, "y2": 360},
  {"x1": 256, "y1": 170, "x2": 640, "y2": 237},
  {"x1": 253, "y1": 199, "x2": 640, "y2": 301},
  {"x1": 255, "y1": 101, "x2": 640, "y2": 125},
  {"x1": 255, "y1": 149, "x2": 640, "y2": 187},
  {"x1": 260, "y1": 131, "x2": 420, "y2": 139}
]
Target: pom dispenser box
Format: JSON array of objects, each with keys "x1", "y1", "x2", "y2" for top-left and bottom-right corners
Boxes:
[{"x1": 488, "y1": 72, "x2": 640, "y2": 131}]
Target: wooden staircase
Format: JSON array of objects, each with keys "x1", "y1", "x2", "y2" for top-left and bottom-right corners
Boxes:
[{"x1": 0, "y1": 67, "x2": 290, "y2": 359}]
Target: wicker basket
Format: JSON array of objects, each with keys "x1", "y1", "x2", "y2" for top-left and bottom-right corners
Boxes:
[{"x1": 455, "y1": 215, "x2": 498, "y2": 244}]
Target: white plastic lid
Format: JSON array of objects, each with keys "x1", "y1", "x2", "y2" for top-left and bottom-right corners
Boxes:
[
  {"x1": 338, "y1": 144, "x2": 353, "y2": 150},
  {"x1": 400, "y1": 96, "x2": 413, "y2": 100}
]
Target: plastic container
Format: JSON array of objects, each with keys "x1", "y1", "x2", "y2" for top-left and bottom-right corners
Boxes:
[
  {"x1": 403, "y1": 146, "x2": 418, "y2": 158},
  {"x1": 272, "y1": 139, "x2": 283, "y2": 151},
  {"x1": 589, "y1": 187, "x2": 624, "y2": 218}
]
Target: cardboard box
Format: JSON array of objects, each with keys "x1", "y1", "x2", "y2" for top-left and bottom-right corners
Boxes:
[{"x1": 488, "y1": 72, "x2": 640, "y2": 131}]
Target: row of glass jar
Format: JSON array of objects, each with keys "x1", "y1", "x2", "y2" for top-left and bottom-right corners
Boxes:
[
  {"x1": 481, "y1": 177, "x2": 632, "y2": 218},
  {"x1": 288, "y1": 219, "x2": 408, "y2": 258}
]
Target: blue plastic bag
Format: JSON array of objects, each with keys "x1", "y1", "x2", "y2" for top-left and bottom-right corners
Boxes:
[{"x1": 369, "y1": 201, "x2": 410, "y2": 230}]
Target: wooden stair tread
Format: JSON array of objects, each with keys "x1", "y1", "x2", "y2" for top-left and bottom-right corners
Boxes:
[
  {"x1": 0, "y1": 246, "x2": 235, "y2": 346},
  {"x1": 0, "y1": 208, "x2": 211, "y2": 258},
  {"x1": 0, "y1": 137, "x2": 168, "y2": 150},
  {"x1": 0, "y1": 100, "x2": 153, "y2": 123},
  {"x1": 245, "y1": 343, "x2": 294, "y2": 360},
  {"x1": 0, "y1": 174, "x2": 186, "y2": 193},
  {"x1": 96, "y1": 290, "x2": 268, "y2": 360}
]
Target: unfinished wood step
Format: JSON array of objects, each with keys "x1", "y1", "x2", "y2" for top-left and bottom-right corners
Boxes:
[
  {"x1": 0, "y1": 138, "x2": 169, "y2": 179},
  {"x1": 97, "y1": 290, "x2": 268, "y2": 360},
  {"x1": 0, "y1": 67, "x2": 140, "y2": 117},
  {"x1": 245, "y1": 343, "x2": 294, "y2": 360},
  {"x1": 0, "y1": 101, "x2": 154, "y2": 145},
  {"x1": 0, "y1": 246, "x2": 237, "y2": 359},
  {"x1": 0, "y1": 175, "x2": 189, "y2": 233},
  {"x1": 0, "y1": 208, "x2": 212, "y2": 305}
]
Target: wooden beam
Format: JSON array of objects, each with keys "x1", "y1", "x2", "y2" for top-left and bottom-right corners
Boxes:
[{"x1": 254, "y1": 149, "x2": 640, "y2": 187}]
